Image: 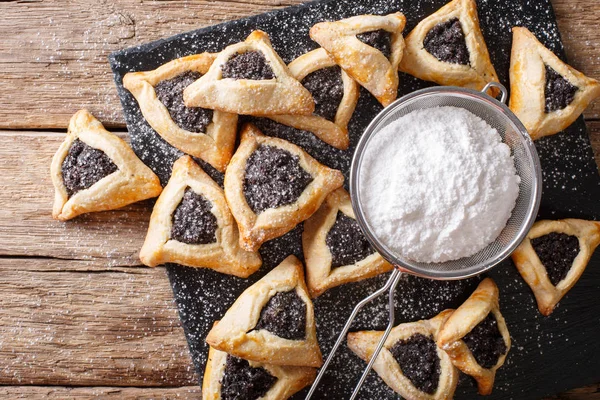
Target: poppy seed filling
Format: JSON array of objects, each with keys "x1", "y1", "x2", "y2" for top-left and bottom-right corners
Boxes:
[
  {"x1": 154, "y1": 71, "x2": 213, "y2": 133},
  {"x1": 423, "y1": 18, "x2": 470, "y2": 65},
  {"x1": 171, "y1": 188, "x2": 218, "y2": 245},
  {"x1": 462, "y1": 313, "x2": 507, "y2": 369},
  {"x1": 61, "y1": 138, "x2": 118, "y2": 197},
  {"x1": 221, "y1": 355, "x2": 277, "y2": 400},
  {"x1": 221, "y1": 51, "x2": 275, "y2": 80},
  {"x1": 356, "y1": 29, "x2": 392, "y2": 59},
  {"x1": 301, "y1": 66, "x2": 344, "y2": 122},
  {"x1": 389, "y1": 333, "x2": 441, "y2": 394},
  {"x1": 243, "y1": 145, "x2": 313, "y2": 214},
  {"x1": 254, "y1": 290, "x2": 307, "y2": 340},
  {"x1": 326, "y1": 211, "x2": 374, "y2": 268},
  {"x1": 544, "y1": 65, "x2": 578, "y2": 113},
  {"x1": 531, "y1": 232, "x2": 579, "y2": 285}
]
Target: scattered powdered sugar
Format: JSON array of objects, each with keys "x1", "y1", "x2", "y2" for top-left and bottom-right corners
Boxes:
[{"x1": 360, "y1": 106, "x2": 520, "y2": 263}]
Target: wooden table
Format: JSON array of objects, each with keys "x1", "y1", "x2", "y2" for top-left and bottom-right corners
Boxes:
[{"x1": 0, "y1": 1, "x2": 598, "y2": 398}]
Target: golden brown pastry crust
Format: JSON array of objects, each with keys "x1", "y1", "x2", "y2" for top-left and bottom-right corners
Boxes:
[
  {"x1": 302, "y1": 188, "x2": 393, "y2": 298},
  {"x1": 347, "y1": 309, "x2": 459, "y2": 400},
  {"x1": 183, "y1": 30, "x2": 314, "y2": 116},
  {"x1": 205, "y1": 255, "x2": 323, "y2": 368},
  {"x1": 511, "y1": 218, "x2": 600, "y2": 316},
  {"x1": 139, "y1": 156, "x2": 261, "y2": 278},
  {"x1": 268, "y1": 48, "x2": 360, "y2": 150},
  {"x1": 122, "y1": 53, "x2": 238, "y2": 172},
  {"x1": 224, "y1": 124, "x2": 344, "y2": 252},
  {"x1": 51, "y1": 110, "x2": 162, "y2": 221},
  {"x1": 436, "y1": 278, "x2": 510, "y2": 395},
  {"x1": 309, "y1": 13, "x2": 406, "y2": 107},
  {"x1": 399, "y1": 0, "x2": 499, "y2": 95},
  {"x1": 202, "y1": 344, "x2": 316, "y2": 400},
  {"x1": 509, "y1": 27, "x2": 600, "y2": 140}
]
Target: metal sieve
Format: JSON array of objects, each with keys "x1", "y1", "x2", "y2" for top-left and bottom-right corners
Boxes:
[{"x1": 306, "y1": 82, "x2": 542, "y2": 399}]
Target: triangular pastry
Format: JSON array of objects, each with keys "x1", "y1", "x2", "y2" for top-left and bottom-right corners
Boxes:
[
  {"x1": 123, "y1": 53, "x2": 238, "y2": 172},
  {"x1": 206, "y1": 255, "x2": 323, "y2": 368},
  {"x1": 437, "y1": 278, "x2": 510, "y2": 395},
  {"x1": 202, "y1": 343, "x2": 315, "y2": 400},
  {"x1": 268, "y1": 48, "x2": 360, "y2": 150},
  {"x1": 509, "y1": 27, "x2": 600, "y2": 140},
  {"x1": 51, "y1": 110, "x2": 162, "y2": 221},
  {"x1": 347, "y1": 309, "x2": 459, "y2": 400},
  {"x1": 183, "y1": 30, "x2": 314, "y2": 116},
  {"x1": 511, "y1": 218, "x2": 600, "y2": 316},
  {"x1": 309, "y1": 13, "x2": 407, "y2": 107},
  {"x1": 302, "y1": 188, "x2": 393, "y2": 297},
  {"x1": 139, "y1": 155, "x2": 261, "y2": 278},
  {"x1": 399, "y1": 0, "x2": 499, "y2": 94},
  {"x1": 224, "y1": 123, "x2": 344, "y2": 252}
]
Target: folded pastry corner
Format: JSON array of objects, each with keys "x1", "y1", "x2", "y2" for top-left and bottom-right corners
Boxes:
[
  {"x1": 511, "y1": 218, "x2": 600, "y2": 316},
  {"x1": 310, "y1": 13, "x2": 406, "y2": 106},
  {"x1": 303, "y1": 188, "x2": 393, "y2": 298},
  {"x1": 123, "y1": 53, "x2": 238, "y2": 172},
  {"x1": 139, "y1": 155, "x2": 261, "y2": 278},
  {"x1": 399, "y1": 0, "x2": 499, "y2": 95},
  {"x1": 509, "y1": 26, "x2": 600, "y2": 140},
  {"x1": 50, "y1": 109, "x2": 162, "y2": 221},
  {"x1": 224, "y1": 123, "x2": 344, "y2": 252},
  {"x1": 347, "y1": 309, "x2": 458, "y2": 400},
  {"x1": 437, "y1": 278, "x2": 510, "y2": 395},
  {"x1": 183, "y1": 30, "x2": 315, "y2": 116},
  {"x1": 206, "y1": 255, "x2": 323, "y2": 368}
]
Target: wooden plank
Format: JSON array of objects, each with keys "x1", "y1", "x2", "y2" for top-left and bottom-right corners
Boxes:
[
  {"x1": 0, "y1": 258, "x2": 197, "y2": 387},
  {"x1": 1, "y1": 0, "x2": 599, "y2": 129},
  {"x1": 0, "y1": 386, "x2": 201, "y2": 399},
  {"x1": 0, "y1": 131, "x2": 150, "y2": 265}
]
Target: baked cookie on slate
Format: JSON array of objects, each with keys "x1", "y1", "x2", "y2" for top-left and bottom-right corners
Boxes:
[
  {"x1": 437, "y1": 278, "x2": 510, "y2": 395},
  {"x1": 51, "y1": 110, "x2": 162, "y2": 221},
  {"x1": 511, "y1": 219, "x2": 600, "y2": 316},
  {"x1": 139, "y1": 156, "x2": 261, "y2": 278},
  {"x1": 309, "y1": 13, "x2": 406, "y2": 107},
  {"x1": 302, "y1": 188, "x2": 393, "y2": 298},
  {"x1": 268, "y1": 48, "x2": 360, "y2": 150},
  {"x1": 224, "y1": 123, "x2": 344, "y2": 252},
  {"x1": 509, "y1": 27, "x2": 600, "y2": 140},
  {"x1": 202, "y1": 343, "x2": 315, "y2": 400},
  {"x1": 399, "y1": 0, "x2": 499, "y2": 95},
  {"x1": 123, "y1": 53, "x2": 238, "y2": 172},
  {"x1": 348, "y1": 309, "x2": 459, "y2": 400},
  {"x1": 206, "y1": 255, "x2": 323, "y2": 368},
  {"x1": 183, "y1": 30, "x2": 314, "y2": 116}
]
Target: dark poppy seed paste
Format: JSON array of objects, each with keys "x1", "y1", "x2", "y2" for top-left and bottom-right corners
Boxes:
[
  {"x1": 301, "y1": 66, "x2": 344, "y2": 122},
  {"x1": 221, "y1": 355, "x2": 277, "y2": 400},
  {"x1": 423, "y1": 18, "x2": 470, "y2": 65},
  {"x1": 221, "y1": 51, "x2": 275, "y2": 80},
  {"x1": 531, "y1": 232, "x2": 580, "y2": 286},
  {"x1": 61, "y1": 139, "x2": 118, "y2": 197},
  {"x1": 171, "y1": 188, "x2": 218, "y2": 245},
  {"x1": 254, "y1": 290, "x2": 307, "y2": 340},
  {"x1": 356, "y1": 29, "x2": 392, "y2": 59},
  {"x1": 389, "y1": 334, "x2": 441, "y2": 394},
  {"x1": 544, "y1": 66, "x2": 578, "y2": 113},
  {"x1": 154, "y1": 71, "x2": 213, "y2": 133},
  {"x1": 243, "y1": 145, "x2": 313, "y2": 214},
  {"x1": 326, "y1": 211, "x2": 374, "y2": 268},
  {"x1": 462, "y1": 313, "x2": 507, "y2": 369}
]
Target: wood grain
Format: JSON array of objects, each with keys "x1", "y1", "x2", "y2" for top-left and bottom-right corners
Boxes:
[
  {"x1": 1, "y1": 0, "x2": 599, "y2": 130},
  {"x1": 0, "y1": 386, "x2": 201, "y2": 399},
  {"x1": 0, "y1": 258, "x2": 197, "y2": 387}
]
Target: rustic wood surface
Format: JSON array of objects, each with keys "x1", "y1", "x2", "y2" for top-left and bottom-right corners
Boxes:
[{"x1": 0, "y1": 0, "x2": 598, "y2": 398}]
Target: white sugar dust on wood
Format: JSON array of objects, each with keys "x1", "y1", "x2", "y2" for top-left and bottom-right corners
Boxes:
[{"x1": 359, "y1": 106, "x2": 520, "y2": 263}]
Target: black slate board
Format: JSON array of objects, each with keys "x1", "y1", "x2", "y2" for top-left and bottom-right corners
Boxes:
[{"x1": 109, "y1": 1, "x2": 600, "y2": 398}]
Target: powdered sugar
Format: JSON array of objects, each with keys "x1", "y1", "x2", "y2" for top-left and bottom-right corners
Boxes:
[{"x1": 360, "y1": 106, "x2": 520, "y2": 263}]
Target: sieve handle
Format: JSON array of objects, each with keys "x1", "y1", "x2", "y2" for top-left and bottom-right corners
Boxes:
[{"x1": 482, "y1": 82, "x2": 508, "y2": 103}]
